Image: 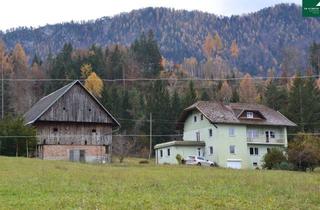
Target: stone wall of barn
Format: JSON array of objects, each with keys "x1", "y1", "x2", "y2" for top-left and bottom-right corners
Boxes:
[{"x1": 38, "y1": 145, "x2": 111, "y2": 163}]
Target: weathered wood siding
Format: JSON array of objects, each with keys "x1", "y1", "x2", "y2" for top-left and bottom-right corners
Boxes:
[
  {"x1": 39, "y1": 83, "x2": 113, "y2": 123},
  {"x1": 35, "y1": 122, "x2": 112, "y2": 146}
]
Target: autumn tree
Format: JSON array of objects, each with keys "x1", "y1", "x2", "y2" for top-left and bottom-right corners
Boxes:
[
  {"x1": 0, "y1": 41, "x2": 12, "y2": 118},
  {"x1": 288, "y1": 134, "x2": 320, "y2": 171},
  {"x1": 10, "y1": 43, "x2": 32, "y2": 114},
  {"x1": 230, "y1": 40, "x2": 239, "y2": 58},
  {"x1": 84, "y1": 72, "x2": 104, "y2": 98},
  {"x1": 239, "y1": 73, "x2": 258, "y2": 103},
  {"x1": 219, "y1": 81, "x2": 232, "y2": 103},
  {"x1": 203, "y1": 33, "x2": 214, "y2": 59}
]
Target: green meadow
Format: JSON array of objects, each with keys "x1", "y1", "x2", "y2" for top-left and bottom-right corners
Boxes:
[{"x1": 0, "y1": 157, "x2": 319, "y2": 210}]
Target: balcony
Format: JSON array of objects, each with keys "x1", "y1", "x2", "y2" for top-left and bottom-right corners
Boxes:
[{"x1": 247, "y1": 136, "x2": 285, "y2": 145}]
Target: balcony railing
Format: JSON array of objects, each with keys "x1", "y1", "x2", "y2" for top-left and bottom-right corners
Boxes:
[{"x1": 247, "y1": 137, "x2": 285, "y2": 144}]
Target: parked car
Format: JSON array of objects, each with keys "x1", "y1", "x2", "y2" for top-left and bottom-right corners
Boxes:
[{"x1": 185, "y1": 156, "x2": 215, "y2": 167}]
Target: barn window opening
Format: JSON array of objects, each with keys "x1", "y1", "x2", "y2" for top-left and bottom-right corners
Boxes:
[
  {"x1": 58, "y1": 141, "x2": 60, "y2": 145},
  {"x1": 43, "y1": 139, "x2": 46, "y2": 145},
  {"x1": 89, "y1": 108, "x2": 92, "y2": 112},
  {"x1": 84, "y1": 140, "x2": 87, "y2": 145},
  {"x1": 63, "y1": 107, "x2": 66, "y2": 111},
  {"x1": 92, "y1": 129, "x2": 96, "y2": 133},
  {"x1": 53, "y1": 128, "x2": 58, "y2": 132},
  {"x1": 105, "y1": 145, "x2": 109, "y2": 154}
]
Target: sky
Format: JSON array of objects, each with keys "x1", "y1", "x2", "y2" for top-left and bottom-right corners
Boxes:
[{"x1": 0, "y1": 0, "x2": 301, "y2": 31}]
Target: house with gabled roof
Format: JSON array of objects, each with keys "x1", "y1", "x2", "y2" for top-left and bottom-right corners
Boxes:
[
  {"x1": 24, "y1": 80, "x2": 120, "y2": 163},
  {"x1": 154, "y1": 101, "x2": 296, "y2": 169}
]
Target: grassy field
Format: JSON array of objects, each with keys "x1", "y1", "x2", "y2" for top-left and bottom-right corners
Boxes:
[{"x1": 0, "y1": 157, "x2": 319, "y2": 210}]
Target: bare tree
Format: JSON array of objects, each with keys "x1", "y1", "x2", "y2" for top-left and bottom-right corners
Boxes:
[{"x1": 112, "y1": 135, "x2": 136, "y2": 163}]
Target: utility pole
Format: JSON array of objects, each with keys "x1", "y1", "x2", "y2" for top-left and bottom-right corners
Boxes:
[
  {"x1": 149, "y1": 113, "x2": 152, "y2": 159},
  {"x1": 1, "y1": 57, "x2": 3, "y2": 119}
]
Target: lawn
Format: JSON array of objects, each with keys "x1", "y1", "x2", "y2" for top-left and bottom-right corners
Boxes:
[{"x1": 0, "y1": 157, "x2": 319, "y2": 210}]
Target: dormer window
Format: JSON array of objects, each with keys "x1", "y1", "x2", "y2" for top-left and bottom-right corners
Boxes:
[{"x1": 247, "y1": 112, "x2": 254, "y2": 119}]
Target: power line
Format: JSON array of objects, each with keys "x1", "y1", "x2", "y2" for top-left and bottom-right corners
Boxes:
[
  {"x1": 1, "y1": 133, "x2": 320, "y2": 138},
  {"x1": 0, "y1": 74, "x2": 319, "y2": 82}
]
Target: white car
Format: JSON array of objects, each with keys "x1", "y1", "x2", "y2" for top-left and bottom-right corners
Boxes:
[{"x1": 185, "y1": 156, "x2": 215, "y2": 167}]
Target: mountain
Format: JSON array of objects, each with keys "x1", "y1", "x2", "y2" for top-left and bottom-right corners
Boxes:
[{"x1": 1, "y1": 4, "x2": 320, "y2": 75}]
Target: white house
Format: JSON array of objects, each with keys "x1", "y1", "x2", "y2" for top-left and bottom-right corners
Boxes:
[{"x1": 154, "y1": 101, "x2": 296, "y2": 169}]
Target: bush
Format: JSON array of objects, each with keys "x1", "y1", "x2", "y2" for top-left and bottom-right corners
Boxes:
[
  {"x1": 176, "y1": 154, "x2": 182, "y2": 164},
  {"x1": 288, "y1": 134, "x2": 320, "y2": 171},
  {"x1": 139, "y1": 160, "x2": 149, "y2": 164},
  {"x1": 273, "y1": 161, "x2": 294, "y2": 171},
  {"x1": 262, "y1": 148, "x2": 287, "y2": 169}
]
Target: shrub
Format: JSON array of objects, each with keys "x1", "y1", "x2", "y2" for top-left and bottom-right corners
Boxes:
[
  {"x1": 139, "y1": 160, "x2": 149, "y2": 164},
  {"x1": 176, "y1": 154, "x2": 182, "y2": 164},
  {"x1": 262, "y1": 148, "x2": 287, "y2": 169},
  {"x1": 288, "y1": 133, "x2": 320, "y2": 171},
  {"x1": 273, "y1": 161, "x2": 294, "y2": 171}
]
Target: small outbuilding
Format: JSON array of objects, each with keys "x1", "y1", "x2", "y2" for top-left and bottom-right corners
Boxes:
[{"x1": 24, "y1": 80, "x2": 120, "y2": 163}]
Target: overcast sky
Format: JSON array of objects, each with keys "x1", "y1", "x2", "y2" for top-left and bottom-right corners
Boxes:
[{"x1": 0, "y1": 0, "x2": 301, "y2": 31}]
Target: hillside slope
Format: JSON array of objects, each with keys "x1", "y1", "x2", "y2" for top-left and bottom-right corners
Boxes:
[
  {"x1": 0, "y1": 157, "x2": 319, "y2": 209},
  {"x1": 1, "y1": 4, "x2": 320, "y2": 74}
]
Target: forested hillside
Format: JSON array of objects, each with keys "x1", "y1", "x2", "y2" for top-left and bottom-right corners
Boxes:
[{"x1": 1, "y1": 4, "x2": 320, "y2": 75}]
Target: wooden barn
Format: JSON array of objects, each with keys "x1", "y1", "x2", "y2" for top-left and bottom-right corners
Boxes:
[{"x1": 24, "y1": 80, "x2": 120, "y2": 163}]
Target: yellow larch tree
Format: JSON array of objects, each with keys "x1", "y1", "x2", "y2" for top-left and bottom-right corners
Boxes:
[
  {"x1": 239, "y1": 73, "x2": 258, "y2": 103},
  {"x1": 84, "y1": 72, "x2": 104, "y2": 98}
]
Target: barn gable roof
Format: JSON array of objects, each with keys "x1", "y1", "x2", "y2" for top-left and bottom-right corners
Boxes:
[
  {"x1": 24, "y1": 80, "x2": 120, "y2": 127},
  {"x1": 177, "y1": 101, "x2": 296, "y2": 129}
]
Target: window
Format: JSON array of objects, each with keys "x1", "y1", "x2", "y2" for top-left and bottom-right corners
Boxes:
[
  {"x1": 247, "y1": 111, "x2": 254, "y2": 118},
  {"x1": 92, "y1": 129, "x2": 96, "y2": 133},
  {"x1": 209, "y1": 129, "x2": 213, "y2": 137},
  {"x1": 209, "y1": 146, "x2": 213, "y2": 155},
  {"x1": 266, "y1": 131, "x2": 275, "y2": 142},
  {"x1": 194, "y1": 116, "x2": 197, "y2": 122},
  {"x1": 160, "y1": 150, "x2": 163, "y2": 158},
  {"x1": 53, "y1": 128, "x2": 58, "y2": 132},
  {"x1": 200, "y1": 114, "x2": 204, "y2": 120},
  {"x1": 88, "y1": 108, "x2": 92, "y2": 112},
  {"x1": 167, "y1": 148, "x2": 170, "y2": 156},
  {"x1": 270, "y1": 131, "x2": 275, "y2": 138},
  {"x1": 253, "y1": 162, "x2": 258, "y2": 167},
  {"x1": 267, "y1": 148, "x2": 271, "y2": 153},
  {"x1": 250, "y1": 147, "x2": 259, "y2": 155},
  {"x1": 84, "y1": 140, "x2": 87, "y2": 145},
  {"x1": 250, "y1": 147, "x2": 254, "y2": 155},
  {"x1": 196, "y1": 132, "x2": 200, "y2": 141},
  {"x1": 197, "y1": 148, "x2": 201, "y2": 156},
  {"x1": 247, "y1": 129, "x2": 258, "y2": 139},
  {"x1": 229, "y1": 128, "x2": 235, "y2": 137},
  {"x1": 229, "y1": 145, "x2": 235, "y2": 154}
]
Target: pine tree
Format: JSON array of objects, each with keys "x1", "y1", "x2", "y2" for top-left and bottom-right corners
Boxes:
[
  {"x1": 131, "y1": 30, "x2": 162, "y2": 77},
  {"x1": 264, "y1": 81, "x2": 288, "y2": 112},
  {"x1": 183, "y1": 81, "x2": 197, "y2": 107}
]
